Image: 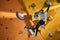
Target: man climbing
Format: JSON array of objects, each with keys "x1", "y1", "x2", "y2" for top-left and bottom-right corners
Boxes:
[
  {"x1": 34, "y1": 1, "x2": 52, "y2": 37},
  {"x1": 16, "y1": 0, "x2": 52, "y2": 38}
]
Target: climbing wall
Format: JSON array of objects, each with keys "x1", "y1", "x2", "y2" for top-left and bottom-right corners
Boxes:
[
  {"x1": 21, "y1": 0, "x2": 60, "y2": 21},
  {"x1": 0, "y1": 0, "x2": 60, "y2": 40},
  {"x1": 0, "y1": 0, "x2": 44, "y2": 40},
  {"x1": 22, "y1": 0, "x2": 45, "y2": 21},
  {"x1": 41, "y1": 7, "x2": 60, "y2": 40}
]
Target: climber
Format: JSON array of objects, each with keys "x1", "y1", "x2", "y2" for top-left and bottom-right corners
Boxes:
[
  {"x1": 16, "y1": 0, "x2": 52, "y2": 36},
  {"x1": 34, "y1": 1, "x2": 52, "y2": 37}
]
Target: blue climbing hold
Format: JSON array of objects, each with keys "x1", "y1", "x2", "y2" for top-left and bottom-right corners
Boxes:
[
  {"x1": 48, "y1": 33, "x2": 53, "y2": 38},
  {"x1": 29, "y1": 29, "x2": 34, "y2": 35},
  {"x1": 34, "y1": 12, "x2": 39, "y2": 19},
  {"x1": 57, "y1": 0, "x2": 60, "y2": 3},
  {"x1": 16, "y1": 11, "x2": 25, "y2": 20}
]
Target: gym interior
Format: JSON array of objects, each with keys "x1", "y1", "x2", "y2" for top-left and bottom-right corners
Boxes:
[{"x1": 0, "y1": 0, "x2": 60, "y2": 40}]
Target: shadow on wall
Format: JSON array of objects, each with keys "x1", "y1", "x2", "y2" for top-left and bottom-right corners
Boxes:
[{"x1": 0, "y1": 0, "x2": 28, "y2": 14}]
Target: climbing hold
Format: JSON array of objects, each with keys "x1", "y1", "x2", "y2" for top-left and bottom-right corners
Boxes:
[
  {"x1": 34, "y1": 12, "x2": 39, "y2": 19},
  {"x1": 9, "y1": 18, "x2": 13, "y2": 20},
  {"x1": 0, "y1": 24, "x2": 3, "y2": 26},
  {"x1": 19, "y1": 32, "x2": 23, "y2": 34},
  {"x1": 57, "y1": 0, "x2": 60, "y2": 3},
  {"x1": 29, "y1": 3, "x2": 36, "y2": 10},
  {"x1": 48, "y1": 33, "x2": 53, "y2": 38},
  {"x1": 16, "y1": 11, "x2": 25, "y2": 20},
  {"x1": 5, "y1": 27, "x2": 8, "y2": 30}
]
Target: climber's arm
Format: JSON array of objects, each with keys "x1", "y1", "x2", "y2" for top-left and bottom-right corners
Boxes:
[{"x1": 45, "y1": 5, "x2": 50, "y2": 13}]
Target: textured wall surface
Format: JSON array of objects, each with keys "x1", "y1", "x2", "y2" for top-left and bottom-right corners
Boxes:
[
  {"x1": 0, "y1": 0, "x2": 44, "y2": 40},
  {"x1": 0, "y1": 0, "x2": 60, "y2": 40}
]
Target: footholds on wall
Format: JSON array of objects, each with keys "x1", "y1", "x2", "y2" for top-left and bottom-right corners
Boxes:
[
  {"x1": 10, "y1": 9, "x2": 12, "y2": 12},
  {"x1": 48, "y1": 33, "x2": 53, "y2": 38},
  {"x1": 0, "y1": 24, "x2": 3, "y2": 26},
  {"x1": 9, "y1": 18, "x2": 13, "y2": 20},
  {"x1": 5, "y1": 27, "x2": 8, "y2": 30},
  {"x1": 18, "y1": 32, "x2": 23, "y2": 34},
  {"x1": 29, "y1": 3, "x2": 36, "y2": 10},
  {"x1": 16, "y1": 12, "x2": 25, "y2": 20},
  {"x1": 21, "y1": 8, "x2": 24, "y2": 10}
]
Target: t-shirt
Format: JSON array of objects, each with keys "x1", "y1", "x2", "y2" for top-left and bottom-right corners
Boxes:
[{"x1": 39, "y1": 11, "x2": 47, "y2": 21}]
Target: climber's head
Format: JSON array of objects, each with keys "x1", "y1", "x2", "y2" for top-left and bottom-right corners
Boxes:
[{"x1": 39, "y1": 9, "x2": 44, "y2": 13}]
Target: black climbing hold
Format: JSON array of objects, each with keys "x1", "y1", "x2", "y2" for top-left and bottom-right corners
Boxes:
[{"x1": 29, "y1": 3, "x2": 36, "y2": 10}]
